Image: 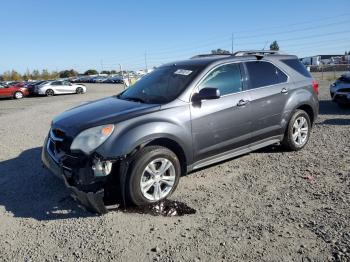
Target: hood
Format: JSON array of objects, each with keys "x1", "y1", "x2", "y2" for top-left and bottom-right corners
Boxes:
[{"x1": 52, "y1": 96, "x2": 160, "y2": 136}]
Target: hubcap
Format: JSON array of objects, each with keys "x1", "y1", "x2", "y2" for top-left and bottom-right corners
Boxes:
[
  {"x1": 140, "y1": 158, "x2": 176, "y2": 201},
  {"x1": 292, "y1": 116, "x2": 308, "y2": 146},
  {"x1": 15, "y1": 92, "x2": 23, "y2": 99}
]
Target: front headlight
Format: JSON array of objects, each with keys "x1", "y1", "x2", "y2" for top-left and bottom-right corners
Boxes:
[{"x1": 70, "y1": 124, "x2": 114, "y2": 154}]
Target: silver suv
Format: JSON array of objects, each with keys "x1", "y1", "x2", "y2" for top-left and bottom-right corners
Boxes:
[{"x1": 42, "y1": 50, "x2": 319, "y2": 213}]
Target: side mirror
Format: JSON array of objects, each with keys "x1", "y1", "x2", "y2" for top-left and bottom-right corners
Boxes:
[{"x1": 192, "y1": 87, "x2": 220, "y2": 102}]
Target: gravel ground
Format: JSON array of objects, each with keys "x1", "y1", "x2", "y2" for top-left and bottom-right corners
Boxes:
[{"x1": 0, "y1": 78, "x2": 349, "y2": 262}]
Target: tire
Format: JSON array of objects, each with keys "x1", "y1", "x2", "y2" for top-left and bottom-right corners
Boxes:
[
  {"x1": 282, "y1": 109, "x2": 311, "y2": 151},
  {"x1": 125, "y1": 146, "x2": 181, "y2": 206},
  {"x1": 76, "y1": 87, "x2": 84, "y2": 94},
  {"x1": 13, "y1": 91, "x2": 24, "y2": 99},
  {"x1": 45, "y1": 89, "x2": 54, "y2": 96}
]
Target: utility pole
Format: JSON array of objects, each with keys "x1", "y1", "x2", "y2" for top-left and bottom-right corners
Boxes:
[
  {"x1": 144, "y1": 50, "x2": 148, "y2": 72},
  {"x1": 119, "y1": 64, "x2": 123, "y2": 78},
  {"x1": 100, "y1": 59, "x2": 104, "y2": 73},
  {"x1": 263, "y1": 41, "x2": 269, "y2": 50},
  {"x1": 231, "y1": 33, "x2": 234, "y2": 54}
]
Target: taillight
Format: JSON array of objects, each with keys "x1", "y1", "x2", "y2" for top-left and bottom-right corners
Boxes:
[{"x1": 312, "y1": 80, "x2": 319, "y2": 95}]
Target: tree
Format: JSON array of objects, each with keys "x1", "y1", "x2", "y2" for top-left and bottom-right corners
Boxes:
[
  {"x1": 59, "y1": 69, "x2": 78, "y2": 78},
  {"x1": 32, "y1": 70, "x2": 40, "y2": 80},
  {"x1": 10, "y1": 70, "x2": 22, "y2": 81},
  {"x1": 50, "y1": 71, "x2": 59, "y2": 79},
  {"x1": 270, "y1": 41, "x2": 279, "y2": 51},
  {"x1": 84, "y1": 69, "x2": 98, "y2": 75},
  {"x1": 100, "y1": 70, "x2": 111, "y2": 75},
  {"x1": 211, "y1": 48, "x2": 231, "y2": 54},
  {"x1": 110, "y1": 70, "x2": 117, "y2": 74},
  {"x1": 2, "y1": 71, "x2": 11, "y2": 81},
  {"x1": 41, "y1": 69, "x2": 51, "y2": 80}
]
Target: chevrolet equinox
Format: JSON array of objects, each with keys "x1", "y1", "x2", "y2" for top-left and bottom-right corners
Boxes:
[{"x1": 42, "y1": 50, "x2": 319, "y2": 213}]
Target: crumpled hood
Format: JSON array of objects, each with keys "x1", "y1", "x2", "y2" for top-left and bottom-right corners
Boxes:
[{"x1": 52, "y1": 96, "x2": 160, "y2": 136}]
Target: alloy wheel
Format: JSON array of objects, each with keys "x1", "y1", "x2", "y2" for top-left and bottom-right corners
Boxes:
[
  {"x1": 140, "y1": 158, "x2": 176, "y2": 201},
  {"x1": 292, "y1": 116, "x2": 308, "y2": 146},
  {"x1": 15, "y1": 92, "x2": 23, "y2": 99}
]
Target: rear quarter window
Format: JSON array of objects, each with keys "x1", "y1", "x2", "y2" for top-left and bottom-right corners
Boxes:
[
  {"x1": 245, "y1": 61, "x2": 288, "y2": 89},
  {"x1": 281, "y1": 59, "x2": 311, "y2": 78}
]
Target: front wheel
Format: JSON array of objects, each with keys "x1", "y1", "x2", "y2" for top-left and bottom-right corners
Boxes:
[
  {"x1": 126, "y1": 146, "x2": 181, "y2": 206},
  {"x1": 282, "y1": 109, "x2": 311, "y2": 151},
  {"x1": 14, "y1": 91, "x2": 24, "y2": 99}
]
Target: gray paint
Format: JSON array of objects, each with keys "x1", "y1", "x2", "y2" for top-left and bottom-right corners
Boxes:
[{"x1": 47, "y1": 53, "x2": 319, "y2": 173}]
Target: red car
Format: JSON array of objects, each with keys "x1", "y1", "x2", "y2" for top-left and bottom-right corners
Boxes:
[{"x1": 0, "y1": 83, "x2": 29, "y2": 99}]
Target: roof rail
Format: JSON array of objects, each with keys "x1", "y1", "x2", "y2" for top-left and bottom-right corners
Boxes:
[
  {"x1": 191, "y1": 50, "x2": 283, "y2": 60},
  {"x1": 191, "y1": 53, "x2": 233, "y2": 59},
  {"x1": 233, "y1": 50, "x2": 280, "y2": 56}
]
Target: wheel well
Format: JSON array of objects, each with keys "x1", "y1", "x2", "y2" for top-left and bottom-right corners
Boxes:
[
  {"x1": 297, "y1": 104, "x2": 314, "y2": 125},
  {"x1": 145, "y1": 138, "x2": 187, "y2": 176}
]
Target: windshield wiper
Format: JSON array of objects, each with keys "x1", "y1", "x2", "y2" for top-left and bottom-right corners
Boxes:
[{"x1": 121, "y1": 96, "x2": 146, "y2": 103}]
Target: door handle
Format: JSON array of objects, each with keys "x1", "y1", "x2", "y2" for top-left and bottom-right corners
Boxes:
[
  {"x1": 281, "y1": 88, "x2": 288, "y2": 94},
  {"x1": 237, "y1": 99, "x2": 249, "y2": 106}
]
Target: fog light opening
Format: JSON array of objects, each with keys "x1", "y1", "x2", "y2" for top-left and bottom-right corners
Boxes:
[{"x1": 92, "y1": 159, "x2": 113, "y2": 177}]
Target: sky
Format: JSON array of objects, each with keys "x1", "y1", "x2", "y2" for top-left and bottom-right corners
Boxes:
[{"x1": 1, "y1": 0, "x2": 349, "y2": 73}]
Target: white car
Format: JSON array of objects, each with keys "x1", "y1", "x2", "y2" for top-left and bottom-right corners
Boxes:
[{"x1": 35, "y1": 80, "x2": 86, "y2": 96}]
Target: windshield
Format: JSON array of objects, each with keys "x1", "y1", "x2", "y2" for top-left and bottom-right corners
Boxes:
[
  {"x1": 337, "y1": 75, "x2": 350, "y2": 84},
  {"x1": 119, "y1": 65, "x2": 203, "y2": 104}
]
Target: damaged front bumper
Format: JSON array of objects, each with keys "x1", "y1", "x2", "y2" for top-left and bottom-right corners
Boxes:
[{"x1": 41, "y1": 136, "x2": 118, "y2": 214}]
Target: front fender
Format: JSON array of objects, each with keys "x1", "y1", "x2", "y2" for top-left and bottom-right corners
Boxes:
[{"x1": 96, "y1": 121, "x2": 193, "y2": 164}]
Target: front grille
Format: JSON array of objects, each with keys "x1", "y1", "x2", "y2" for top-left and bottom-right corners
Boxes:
[
  {"x1": 334, "y1": 94, "x2": 350, "y2": 102},
  {"x1": 52, "y1": 128, "x2": 66, "y2": 140},
  {"x1": 50, "y1": 128, "x2": 73, "y2": 153},
  {"x1": 337, "y1": 88, "x2": 350, "y2": 93}
]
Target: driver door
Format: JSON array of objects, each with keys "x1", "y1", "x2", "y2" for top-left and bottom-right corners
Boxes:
[
  {"x1": 190, "y1": 62, "x2": 252, "y2": 163},
  {"x1": 62, "y1": 81, "x2": 75, "y2": 93}
]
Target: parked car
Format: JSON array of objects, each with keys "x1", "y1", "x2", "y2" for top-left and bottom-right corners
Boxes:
[
  {"x1": 26, "y1": 80, "x2": 47, "y2": 95},
  {"x1": 34, "y1": 80, "x2": 86, "y2": 96},
  {"x1": 0, "y1": 83, "x2": 29, "y2": 99},
  {"x1": 102, "y1": 77, "x2": 124, "y2": 84},
  {"x1": 330, "y1": 72, "x2": 350, "y2": 108},
  {"x1": 42, "y1": 50, "x2": 319, "y2": 213}
]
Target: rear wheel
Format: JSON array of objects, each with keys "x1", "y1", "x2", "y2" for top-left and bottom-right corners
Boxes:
[
  {"x1": 126, "y1": 146, "x2": 181, "y2": 206},
  {"x1": 45, "y1": 89, "x2": 54, "y2": 96},
  {"x1": 14, "y1": 91, "x2": 24, "y2": 99},
  {"x1": 76, "y1": 87, "x2": 84, "y2": 94},
  {"x1": 282, "y1": 109, "x2": 311, "y2": 151}
]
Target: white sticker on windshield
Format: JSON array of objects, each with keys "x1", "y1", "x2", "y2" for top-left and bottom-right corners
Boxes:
[{"x1": 174, "y1": 69, "x2": 193, "y2": 76}]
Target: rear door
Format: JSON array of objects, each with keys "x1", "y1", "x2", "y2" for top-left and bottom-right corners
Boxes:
[
  {"x1": 243, "y1": 60, "x2": 291, "y2": 142},
  {"x1": 191, "y1": 62, "x2": 252, "y2": 163}
]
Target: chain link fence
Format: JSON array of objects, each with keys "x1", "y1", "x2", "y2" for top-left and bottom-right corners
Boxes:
[{"x1": 307, "y1": 64, "x2": 350, "y2": 80}]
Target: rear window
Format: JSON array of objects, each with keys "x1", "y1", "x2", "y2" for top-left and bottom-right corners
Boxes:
[
  {"x1": 281, "y1": 59, "x2": 311, "y2": 78},
  {"x1": 245, "y1": 61, "x2": 288, "y2": 89}
]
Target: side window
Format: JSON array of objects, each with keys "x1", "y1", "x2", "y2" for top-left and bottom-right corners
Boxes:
[
  {"x1": 245, "y1": 61, "x2": 287, "y2": 89},
  {"x1": 51, "y1": 81, "x2": 62, "y2": 86},
  {"x1": 281, "y1": 59, "x2": 311, "y2": 78},
  {"x1": 199, "y1": 63, "x2": 242, "y2": 96}
]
